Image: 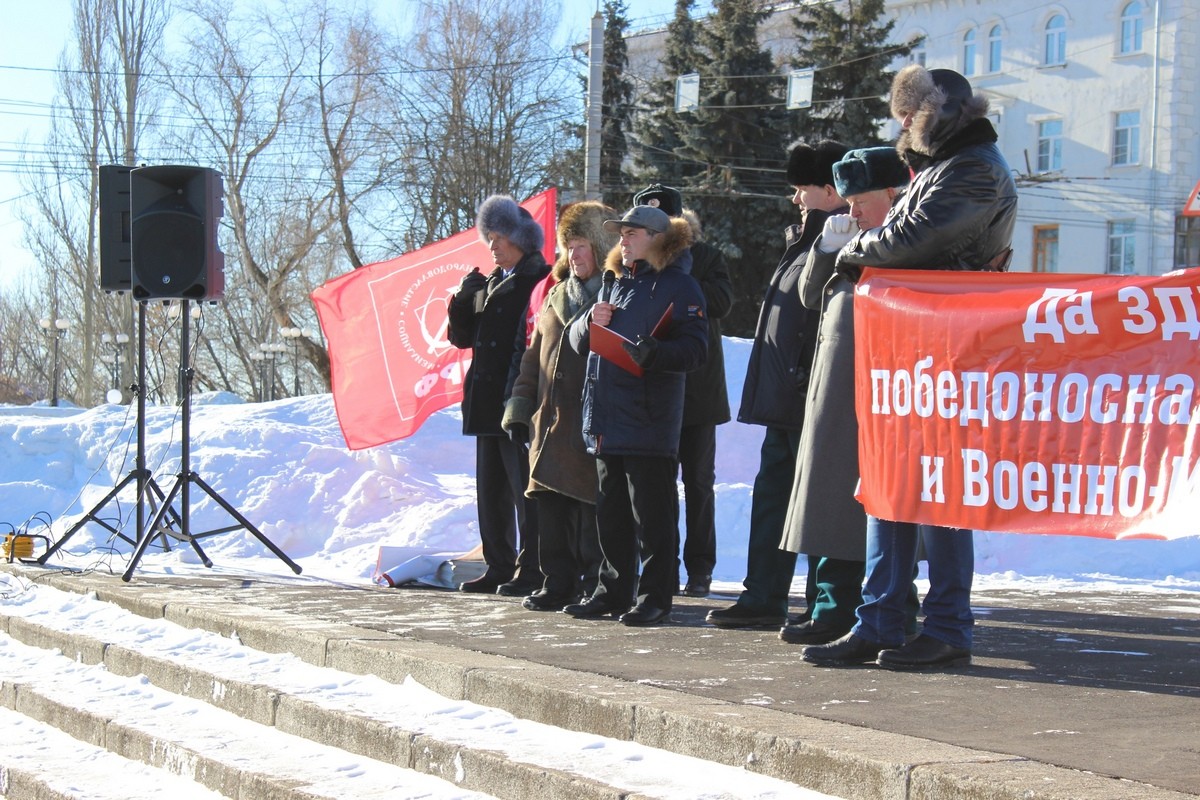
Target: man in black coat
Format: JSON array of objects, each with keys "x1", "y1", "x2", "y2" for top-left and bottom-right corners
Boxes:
[
  {"x1": 705, "y1": 140, "x2": 848, "y2": 629},
  {"x1": 632, "y1": 184, "x2": 733, "y2": 598},
  {"x1": 447, "y1": 195, "x2": 550, "y2": 595}
]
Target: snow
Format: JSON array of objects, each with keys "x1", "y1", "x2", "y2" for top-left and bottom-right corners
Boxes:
[{"x1": 2, "y1": 336, "x2": 1198, "y2": 798}]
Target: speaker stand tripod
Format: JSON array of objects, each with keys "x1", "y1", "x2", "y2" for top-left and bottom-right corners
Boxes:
[
  {"x1": 122, "y1": 300, "x2": 302, "y2": 582},
  {"x1": 38, "y1": 302, "x2": 181, "y2": 564}
]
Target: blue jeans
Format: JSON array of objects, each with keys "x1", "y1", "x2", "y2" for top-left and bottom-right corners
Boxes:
[{"x1": 853, "y1": 517, "x2": 975, "y2": 650}]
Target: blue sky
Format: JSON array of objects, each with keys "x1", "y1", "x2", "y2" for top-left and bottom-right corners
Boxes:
[{"x1": 0, "y1": 0, "x2": 705, "y2": 290}]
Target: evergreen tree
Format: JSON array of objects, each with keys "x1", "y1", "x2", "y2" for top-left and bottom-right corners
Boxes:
[
  {"x1": 600, "y1": 0, "x2": 635, "y2": 207},
  {"x1": 790, "y1": 0, "x2": 917, "y2": 146},
  {"x1": 675, "y1": 0, "x2": 793, "y2": 337},
  {"x1": 630, "y1": 0, "x2": 703, "y2": 189}
]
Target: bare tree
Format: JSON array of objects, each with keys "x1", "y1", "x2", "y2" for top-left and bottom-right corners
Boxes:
[{"x1": 386, "y1": 0, "x2": 572, "y2": 247}]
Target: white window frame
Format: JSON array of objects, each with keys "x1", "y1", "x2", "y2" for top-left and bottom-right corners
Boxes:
[
  {"x1": 987, "y1": 24, "x2": 1003, "y2": 73},
  {"x1": 1044, "y1": 15, "x2": 1067, "y2": 66},
  {"x1": 1119, "y1": 1, "x2": 1144, "y2": 54},
  {"x1": 962, "y1": 28, "x2": 977, "y2": 76},
  {"x1": 1036, "y1": 119, "x2": 1063, "y2": 172},
  {"x1": 1112, "y1": 110, "x2": 1140, "y2": 166},
  {"x1": 1107, "y1": 220, "x2": 1136, "y2": 274}
]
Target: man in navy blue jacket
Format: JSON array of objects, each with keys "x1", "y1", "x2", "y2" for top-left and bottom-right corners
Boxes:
[{"x1": 563, "y1": 205, "x2": 708, "y2": 626}]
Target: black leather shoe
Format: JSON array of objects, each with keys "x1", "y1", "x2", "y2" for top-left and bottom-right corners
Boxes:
[
  {"x1": 522, "y1": 590, "x2": 579, "y2": 612},
  {"x1": 459, "y1": 572, "x2": 511, "y2": 594},
  {"x1": 801, "y1": 633, "x2": 888, "y2": 666},
  {"x1": 496, "y1": 577, "x2": 541, "y2": 597},
  {"x1": 877, "y1": 634, "x2": 972, "y2": 670},
  {"x1": 706, "y1": 604, "x2": 786, "y2": 629},
  {"x1": 682, "y1": 575, "x2": 711, "y2": 598},
  {"x1": 779, "y1": 619, "x2": 850, "y2": 645},
  {"x1": 619, "y1": 605, "x2": 671, "y2": 626},
  {"x1": 563, "y1": 595, "x2": 630, "y2": 619}
]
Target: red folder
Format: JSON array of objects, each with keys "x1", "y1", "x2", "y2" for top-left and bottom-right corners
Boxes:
[{"x1": 589, "y1": 303, "x2": 673, "y2": 377}]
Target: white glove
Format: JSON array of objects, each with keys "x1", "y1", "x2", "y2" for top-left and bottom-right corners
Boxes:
[{"x1": 818, "y1": 214, "x2": 856, "y2": 253}]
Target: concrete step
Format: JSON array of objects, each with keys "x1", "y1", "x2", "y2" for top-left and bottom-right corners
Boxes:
[{"x1": 0, "y1": 579, "x2": 824, "y2": 800}]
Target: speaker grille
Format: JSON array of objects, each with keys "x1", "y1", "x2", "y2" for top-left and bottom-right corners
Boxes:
[{"x1": 131, "y1": 210, "x2": 206, "y2": 298}]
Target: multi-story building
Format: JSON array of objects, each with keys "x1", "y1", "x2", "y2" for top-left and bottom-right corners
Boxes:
[{"x1": 624, "y1": 0, "x2": 1200, "y2": 274}]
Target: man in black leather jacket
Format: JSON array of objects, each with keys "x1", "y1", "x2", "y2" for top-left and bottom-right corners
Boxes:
[{"x1": 801, "y1": 66, "x2": 1017, "y2": 670}]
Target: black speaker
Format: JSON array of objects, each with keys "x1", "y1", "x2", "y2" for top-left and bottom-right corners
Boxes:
[
  {"x1": 98, "y1": 164, "x2": 133, "y2": 293},
  {"x1": 129, "y1": 165, "x2": 224, "y2": 301}
]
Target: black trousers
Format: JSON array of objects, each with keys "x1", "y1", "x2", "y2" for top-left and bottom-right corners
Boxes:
[
  {"x1": 593, "y1": 453, "x2": 679, "y2": 611},
  {"x1": 475, "y1": 435, "x2": 539, "y2": 580},
  {"x1": 678, "y1": 422, "x2": 717, "y2": 582},
  {"x1": 533, "y1": 490, "x2": 602, "y2": 597}
]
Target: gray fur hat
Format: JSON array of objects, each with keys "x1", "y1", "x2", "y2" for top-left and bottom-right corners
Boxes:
[
  {"x1": 833, "y1": 147, "x2": 911, "y2": 198},
  {"x1": 786, "y1": 139, "x2": 849, "y2": 187},
  {"x1": 476, "y1": 194, "x2": 545, "y2": 254}
]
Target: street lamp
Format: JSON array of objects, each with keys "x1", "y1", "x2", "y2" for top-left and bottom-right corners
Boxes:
[
  {"x1": 257, "y1": 341, "x2": 287, "y2": 401},
  {"x1": 279, "y1": 326, "x2": 313, "y2": 397},
  {"x1": 38, "y1": 317, "x2": 71, "y2": 407},
  {"x1": 100, "y1": 332, "x2": 131, "y2": 404}
]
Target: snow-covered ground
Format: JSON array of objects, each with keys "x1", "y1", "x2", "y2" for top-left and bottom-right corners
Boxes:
[{"x1": 2, "y1": 336, "x2": 1197, "y2": 798}]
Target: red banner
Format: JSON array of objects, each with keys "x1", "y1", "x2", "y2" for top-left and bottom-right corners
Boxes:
[
  {"x1": 854, "y1": 268, "x2": 1200, "y2": 540},
  {"x1": 312, "y1": 190, "x2": 557, "y2": 450}
]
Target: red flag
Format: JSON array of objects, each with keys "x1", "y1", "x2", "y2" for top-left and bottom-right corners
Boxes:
[
  {"x1": 312, "y1": 189, "x2": 557, "y2": 449},
  {"x1": 854, "y1": 267, "x2": 1200, "y2": 540}
]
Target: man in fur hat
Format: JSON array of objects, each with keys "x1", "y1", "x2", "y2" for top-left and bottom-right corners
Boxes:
[
  {"x1": 632, "y1": 183, "x2": 733, "y2": 599},
  {"x1": 501, "y1": 202, "x2": 617, "y2": 610},
  {"x1": 563, "y1": 205, "x2": 708, "y2": 626},
  {"x1": 448, "y1": 195, "x2": 551, "y2": 595},
  {"x1": 801, "y1": 66, "x2": 1017, "y2": 670},
  {"x1": 778, "y1": 146, "x2": 917, "y2": 646},
  {"x1": 706, "y1": 139, "x2": 847, "y2": 630}
]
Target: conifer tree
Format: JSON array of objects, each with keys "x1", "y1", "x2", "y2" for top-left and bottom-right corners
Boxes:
[
  {"x1": 790, "y1": 0, "x2": 917, "y2": 146},
  {"x1": 674, "y1": 0, "x2": 793, "y2": 337},
  {"x1": 600, "y1": 0, "x2": 635, "y2": 207},
  {"x1": 629, "y1": 0, "x2": 703, "y2": 188}
]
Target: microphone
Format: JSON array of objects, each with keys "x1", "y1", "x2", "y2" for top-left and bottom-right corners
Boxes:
[{"x1": 601, "y1": 269, "x2": 615, "y2": 303}]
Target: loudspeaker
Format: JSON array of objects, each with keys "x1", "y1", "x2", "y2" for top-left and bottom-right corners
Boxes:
[
  {"x1": 130, "y1": 165, "x2": 224, "y2": 301},
  {"x1": 98, "y1": 164, "x2": 133, "y2": 293}
]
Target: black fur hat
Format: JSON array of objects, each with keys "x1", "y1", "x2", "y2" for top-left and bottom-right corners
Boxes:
[
  {"x1": 632, "y1": 184, "x2": 683, "y2": 217},
  {"x1": 476, "y1": 195, "x2": 545, "y2": 255},
  {"x1": 786, "y1": 139, "x2": 849, "y2": 187},
  {"x1": 833, "y1": 147, "x2": 911, "y2": 198}
]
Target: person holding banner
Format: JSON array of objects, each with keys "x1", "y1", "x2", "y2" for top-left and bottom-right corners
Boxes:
[
  {"x1": 778, "y1": 146, "x2": 915, "y2": 647},
  {"x1": 563, "y1": 205, "x2": 708, "y2": 626},
  {"x1": 706, "y1": 139, "x2": 847, "y2": 630},
  {"x1": 501, "y1": 201, "x2": 617, "y2": 611},
  {"x1": 447, "y1": 195, "x2": 551, "y2": 596},
  {"x1": 802, "y1": 66, "x2": 1017, "y2": 670}
]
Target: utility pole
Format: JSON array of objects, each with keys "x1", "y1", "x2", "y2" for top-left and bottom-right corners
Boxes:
[{"x1": 585, "y1": 11, "x2": 604, "y2": 201}]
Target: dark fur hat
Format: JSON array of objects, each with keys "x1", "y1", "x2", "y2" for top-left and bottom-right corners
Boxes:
[
  {"x1": 633, "y1": 183, "x2": 683, "y2": 217},
  {"x1": 553, "y1": 201, "x2": 618, "y2": 280},
  {"x1": 476, "y1": 194, "x2": 545, "y2": 255},
  {"x1": 786, "y1": 139, "x2": 849, "y2": 187},
  {"x1": 890, "y1": 65, "x2": 990, "y2": 156},
  {"x1": 833, "y1": 147, "x2": 911, "y2": 198}
]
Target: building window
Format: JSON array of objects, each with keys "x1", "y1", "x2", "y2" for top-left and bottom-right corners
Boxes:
[
  {"x1": 1033, "y1": 226, "x2": 1059, "y2": 273},
  {"x1": 1107, "y1": 220, "x2": 1136, "y2": 274},
  {"x1": 962, "y1": 29, "x2": 977, "y2": 76},
  {"x1": 1120, "y1": 1, "x2": 1144, "y2": 54},
  {"x1": 1112, "y1": 110, "x2": 1140, "y2": 165},
  {"x1": 1037, "y1": 119, "x2": 1063, "y2": 172},
  {"x1": 1175, "y1": 216, "x2": 1200, "y2": 270},
  {"x1": 987, "y1": 25, "x2": 1003, "y2": 73},
  {"x1": 911, "y1": 42, "x2": 927, "y2": 67},
  {"x1": 1044, "y1": 15, "x2": 1066, "y2": 65}
]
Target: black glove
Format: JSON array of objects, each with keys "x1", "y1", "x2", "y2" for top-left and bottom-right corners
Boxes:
[
  {"x1": 835, "y1": 261, "x2": 864, "y2": 284},
  {"x1": 456, "y1": 269, "x2": 487, "y2": 302},
  {"x1": 621, "y1": 335, "x2": 659, "y2": 369},
  {"x1": 507, "y1": 421, "x2": 529, "y2": 447}
]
